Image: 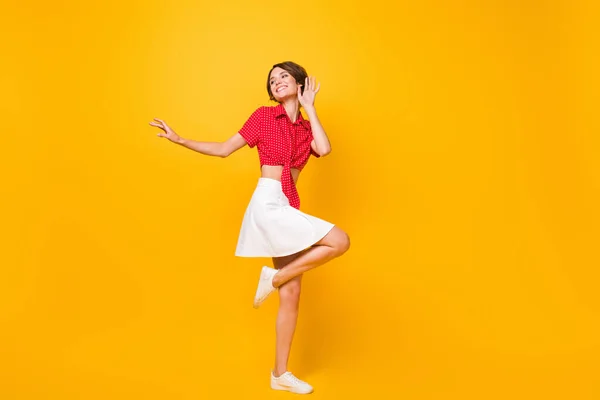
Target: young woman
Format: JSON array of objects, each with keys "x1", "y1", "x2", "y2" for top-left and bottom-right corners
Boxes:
[{"x1": 149, "y1": 61, "x2": 350, "y2": 394}]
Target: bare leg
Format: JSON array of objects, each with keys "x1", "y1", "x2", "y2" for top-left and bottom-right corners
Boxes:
[
  {"x1": 272, "y1": 250, "x2": 309, "y2": 377},
  {"x1": 272, "y1": 226, "x2": 350, "y2": 288}
]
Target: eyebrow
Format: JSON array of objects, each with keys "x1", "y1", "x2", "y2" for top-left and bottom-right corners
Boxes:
[{"x1": 269, "y1": 71, "x2": 287, "y2": 81}]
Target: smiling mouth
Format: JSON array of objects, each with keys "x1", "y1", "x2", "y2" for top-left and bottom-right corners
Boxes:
[{"x1": 276, "y1": 86, "x2": 287, "y2": 93}]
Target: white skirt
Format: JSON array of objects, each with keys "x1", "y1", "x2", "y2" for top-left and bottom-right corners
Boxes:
[{"x1": 235, "y1": 178, "x2": 335, "y2": 258}]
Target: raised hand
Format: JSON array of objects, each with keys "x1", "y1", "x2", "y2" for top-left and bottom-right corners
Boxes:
[
  {"x1": 149, "y1": 118, "x2": 182, "y2": 143},
  {"x1": 297, "y1": 76, "x2": 320, "y2": 109}
]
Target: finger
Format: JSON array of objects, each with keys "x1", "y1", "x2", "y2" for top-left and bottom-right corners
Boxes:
[
  {"x1": 149, "y1": 122, "x2": 166, "y2": 131},
  {"x1": 305, "y1": 77, "x2": 309, "y2": 91},
  {"x1": 315, "y1": 82, "x2": 320, "y2": 93},
  {"x1": 153, "y1": 118, "x2": 166, "y2": 125}
]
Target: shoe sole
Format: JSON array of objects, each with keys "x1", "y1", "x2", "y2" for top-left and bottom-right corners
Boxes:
[
  {"x1": 271, "y1": 383, "x2": 314, "y2": 394},
  {"x1": 253, "y1": 267, "x2": 275, "y2": 309}
]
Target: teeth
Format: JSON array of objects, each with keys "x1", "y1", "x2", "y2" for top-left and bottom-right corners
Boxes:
[{"x1": 277, "y1": 86, "x2": 287, "y2": 92}]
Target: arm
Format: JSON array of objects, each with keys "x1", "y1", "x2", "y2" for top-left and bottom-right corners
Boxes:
[
  {"x1": 298, "y1": 77, "x2": 332, "y2": 157},
  {"x1": 177, "y1": 133, "x2": 247, "y2": 158},
  {"x1": 304, "y1": 106, "x2": 332, "y2": 157},
  {"x1": 149, "y1": 118, "x2": 247, "y2": 158}
]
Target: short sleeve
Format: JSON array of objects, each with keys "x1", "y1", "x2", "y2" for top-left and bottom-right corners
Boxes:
[{"x1": 238, "y1": 107, "x2": 264, "y2": 148}]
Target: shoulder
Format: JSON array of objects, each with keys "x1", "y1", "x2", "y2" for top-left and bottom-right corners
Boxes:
[
  {"x1": 241, "y1": 106, "x2": 268, "y2": 126},
  {"x1": 254, "y1": 105, "x2": 283, "y2": 124},
  {"x1": 248, "y1": 105, "x2": 266, "y2": 116},
  {"x1": 262, "y1": 105, "x2": 281, "y2": 117}
]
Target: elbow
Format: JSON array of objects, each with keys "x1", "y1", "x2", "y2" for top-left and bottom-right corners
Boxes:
[
  {"x1": 218, "y1": 143, "x2": 230, "y2": 158},
  {"x1": 318, "y1": 146, "x2": 332, "y2": 157}
]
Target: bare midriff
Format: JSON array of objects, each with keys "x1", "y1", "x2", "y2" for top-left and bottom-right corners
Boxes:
[{"x1": 261, "y1": 165, "x2": 300, "y2": 185}]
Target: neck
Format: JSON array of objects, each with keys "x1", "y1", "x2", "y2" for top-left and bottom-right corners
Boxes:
[{"x1": 280, "y1": 100, "x2": 300, "y2": 123}]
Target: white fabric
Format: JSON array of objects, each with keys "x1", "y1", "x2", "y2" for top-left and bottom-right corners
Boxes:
[
  {"x1": 253, "y1": 266, "x2": 277, "y2": 308},
  {"x1": 271, "y1": 371, "x2": 314, "y2": 394},
  {"x1": 235, "y1": 178, "x2": 335, "y2": 257}
]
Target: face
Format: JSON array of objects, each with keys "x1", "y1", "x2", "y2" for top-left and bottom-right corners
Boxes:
[{"x1": 269, "y1": 67, "x2": 300, "y2": 102}]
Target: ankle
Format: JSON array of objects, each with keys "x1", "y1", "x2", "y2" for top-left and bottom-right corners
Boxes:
[
  {"x1": 272, "y1": 271, "x2": 282, "y2": 288},
  {"x1": 273, "y1": 368, "x2": 287, "y2": 377}
]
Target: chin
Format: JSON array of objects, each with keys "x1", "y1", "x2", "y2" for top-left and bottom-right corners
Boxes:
[{"x1": 275, "y1": 94, "x2": 295, "y2": 103}]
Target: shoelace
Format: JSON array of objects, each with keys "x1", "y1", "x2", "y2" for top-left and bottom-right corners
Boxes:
[{"x1": 283, "y1": 373, "x2": 304, "y2": 386}]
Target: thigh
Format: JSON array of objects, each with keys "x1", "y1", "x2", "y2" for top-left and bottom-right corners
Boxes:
[
  {"x1": 272, "y1": 251, "x2": 306, "y2": 290},
  {"x1": 313, "y1": 225, "x2": 349, "y2": 248},
  {"x1": 272, "y1": 248, "x2": 309, "y2": 270}
]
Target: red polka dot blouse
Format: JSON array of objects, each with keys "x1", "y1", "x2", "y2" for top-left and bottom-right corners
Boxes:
[{"x1": 238, "y1": 103, "x2": 320, "y2": 210}]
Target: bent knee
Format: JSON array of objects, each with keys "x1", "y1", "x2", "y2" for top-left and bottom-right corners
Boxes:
[{"x1": 336, "y1": 231, "x2": 351, "y2": 255}]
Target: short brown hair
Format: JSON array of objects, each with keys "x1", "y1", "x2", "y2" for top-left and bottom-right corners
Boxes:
[{"x1": 266, "y1": 61, "x2": 308, "y2": 102}]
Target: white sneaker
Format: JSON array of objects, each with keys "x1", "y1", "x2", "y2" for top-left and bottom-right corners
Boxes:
[
  {"x1": 253, "y1": 266, "x2": 277, "y2": 308},
  {"x1": 271, "y1": 371, "x2": 314, "y2": 394}
]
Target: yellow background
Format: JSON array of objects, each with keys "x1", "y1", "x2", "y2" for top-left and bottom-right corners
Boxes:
[{"x1": 2, "y1": 0, "x2": 599, "y2": 398}]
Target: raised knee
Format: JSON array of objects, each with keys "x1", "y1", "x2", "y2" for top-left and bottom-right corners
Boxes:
[{"x1": 336, "y1": 232, "x2": 351, "y2": 255}]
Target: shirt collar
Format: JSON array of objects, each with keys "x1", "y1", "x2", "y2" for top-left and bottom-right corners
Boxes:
[{"x1": 274, "y1": 103, "x2": 310, "y2": 128}]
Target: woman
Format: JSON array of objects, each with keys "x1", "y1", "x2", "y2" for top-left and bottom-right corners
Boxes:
[{"x1": 149, "y1": 61, "x2": 350, "y2": 394}]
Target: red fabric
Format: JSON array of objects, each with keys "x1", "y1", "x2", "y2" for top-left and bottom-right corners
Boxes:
[{"x1": 239, "y1": 103, "x2": 320, "y2": 209}]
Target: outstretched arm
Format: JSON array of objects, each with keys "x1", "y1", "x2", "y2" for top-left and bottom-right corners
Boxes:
[{"x1": 150, "y1": 118, "x2": 247, "y2": 158}]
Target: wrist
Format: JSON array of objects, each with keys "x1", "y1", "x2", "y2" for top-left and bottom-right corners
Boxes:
[{"x1": 303, "y1": 105, "x2": 316, "y2": 114}]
